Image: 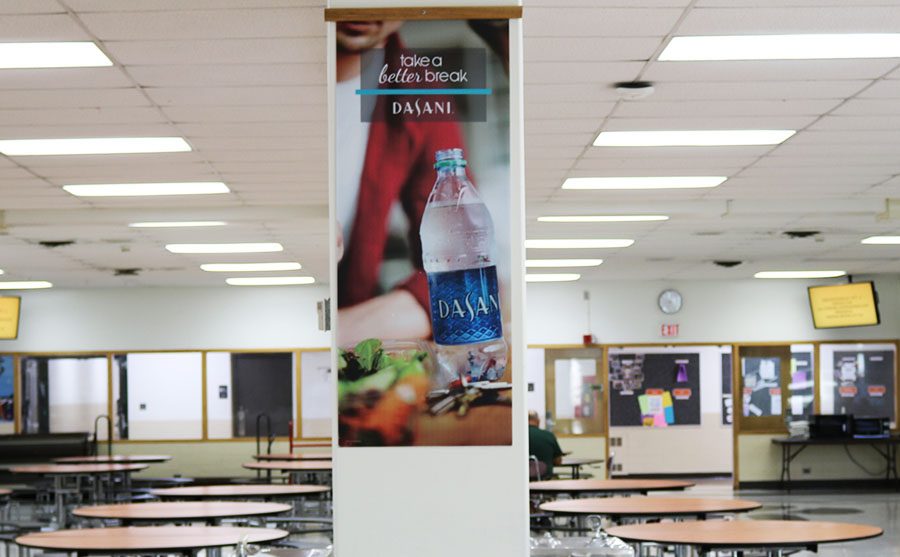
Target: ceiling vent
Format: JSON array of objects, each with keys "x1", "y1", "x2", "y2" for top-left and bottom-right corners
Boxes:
[
  {"x1": 784, "y1": 230, "x2": 820, "y2": 239},
  {"x1": 713, "y1": 260, "x2": 743, "y2": 268},
  {"x1": 114, "y1": 268, "x2": 141, "y2": 277},
  {"x1": 614, "y1": 81, "x2": 655, "y2": 100},
  {"x1": 38, "y1": 240, "x2": 75, "y2": 248}
]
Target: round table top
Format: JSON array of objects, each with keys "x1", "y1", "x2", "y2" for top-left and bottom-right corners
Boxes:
[
  {"x1": 73, "y1": 501, "x2": 292, "y2": 521},
  {"x1": 559, "y1": 457, "x2": 604, "y2": 466},
  {"x1": 16, "y1": 526, "x2": 289, "y2": 553},
  {"x1": 0, "y1": 488, "x2": 11, "y2": 496},
  {"x1": 607, "y1": 520, "x2": 883, "y2": 549},
  {"x1": 243, "y1": 460, "x2": 332, "y2": 472},
  {"x1": 529, "y1": 479, "x2": 694, "y2": 493},
  {"x1": 254, "y1": 453, "x2": 332, "y2": 461},
  {"x1": 55, "y1": 455, "x2": 171, "y2": 464},
  {"x1": 10, "y1": 463, "x2": 149, "y2": 475},
  {"x1": 151, "y1": 484, "x2": 330, "y2": 499},
  {"x1": 540, "y1": 497, "x2": 762, "y2": 517}
]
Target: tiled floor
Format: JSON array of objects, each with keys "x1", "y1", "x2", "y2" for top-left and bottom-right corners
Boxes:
[{"x1": 669, "y1": 480, "x2": 900, "y2": 555}]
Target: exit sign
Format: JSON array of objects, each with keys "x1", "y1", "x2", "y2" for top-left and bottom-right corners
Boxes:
[{"x1": 660, "y1": 323, "x2": 679, "y2": 337}]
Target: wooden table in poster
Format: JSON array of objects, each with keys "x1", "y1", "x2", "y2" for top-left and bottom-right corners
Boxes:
[
  {"x1": 540, "y1": 497, "x2": 761, "y2": 522},
  {"x1": 55, "y1": 454, "x2": 172, "y2": 464},
  {"x1": 151, "y1": 484, "x2": 330, "y2": 500},
  {"x1": 254, "y1": 453, "x2": 332, "y2": 461},
  {"x1": 558, "y1": 457, "x2": 604, "y2": 479},
  {"x1": 242, "y1": 461, "x2": 332, "y2": 484},
  {"x1": 10, "y1": 463, "x2": 149, "y2": 528},
  {"x1": 529, "y1": 479, "x2": 694, "y2": 497},
  {"x1": 606, "y1": 520, "x2": 883, "y2": 556},
  {"x1": 772, "y1": 436, "x2": 900, "y2": 486},
  {"x1": 73, "y1": 501, "x2": 292, "y2": 525},
  {"x1": 15, "y1": 526, "x2": 289, "y2": 556}
]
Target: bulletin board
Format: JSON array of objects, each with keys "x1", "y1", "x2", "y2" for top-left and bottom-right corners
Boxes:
[
  {"x1": 609, "y1": 353, "x2": 701, "y2": 427},
  {"x1": 831, "y1": 350, "x2": 895, "y2": 421}
]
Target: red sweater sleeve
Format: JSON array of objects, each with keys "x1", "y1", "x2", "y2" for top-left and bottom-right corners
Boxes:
[{"x1": 396, "y1": 120, "x2": 468, "y2": 314}]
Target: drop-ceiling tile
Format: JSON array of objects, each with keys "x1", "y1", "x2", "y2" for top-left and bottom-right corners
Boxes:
[
  {"x1": 79, "y1": 8, "x2": 324, "y2": 40},
  {"x1": 67, "y1": 0, "x2": 321, "y2": 9},
  {"x1": 145, "y1": 86, "x2": 324, "y2": 106},
  {"x1": 0, "y1": 88, "x2": 150, "y2": 109},
  {"x1": 525, "y1": 101, "x2": 616, "y2": 120},
  {"x1": 613, "y1": 99, "x2": 842, "y2": 118},
  {"x1": 162, "y1": 105, "x2": 325, "y2": 124},
  {"x1": 0, "y1": 67, "x2": 133, "y2": 90},
  {"x1": 0, "y1": 107, "x2": 165, "y2": 126},
  {"x1": 679, "y1": 6, "x2": 900, "y2": 34},
  {"x1": 105, "y1": 38, "x2": 325, "y2": 65},
  {"x1": 524, "y1": 7, "x2": 682, "y2": 37},
  {"x1": 525, "y1": 62, "x2": 643, "y2": 85},
  {"x1": 0, "y1": 14, "x2": 91, "y2": 40},
  {"x1": 127, "y1": 64, "x2": 325, "y2": 87},
  {"x1": 524, "y1": 37, "x2": 664, "y2": 62}
]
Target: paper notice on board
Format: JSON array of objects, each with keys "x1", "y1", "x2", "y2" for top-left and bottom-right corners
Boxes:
[
  {"x1": 790, "y1": 396, "x2": 804, "y2": 415},
  {"x1": 770, "y1": 388, "x2": 782, "y2": 415}
]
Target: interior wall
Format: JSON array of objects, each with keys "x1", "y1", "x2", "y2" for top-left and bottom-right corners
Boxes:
[
  {"x1": 526, "y1": 275, "x2": 900, "y2": 345},
  {"x1": 3, "y1": 285, "x2": 331, "y2": 352}
]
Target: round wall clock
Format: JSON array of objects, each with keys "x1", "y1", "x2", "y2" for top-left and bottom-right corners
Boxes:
[{"x1": 658, "y1": 289, "x2": 683, "y2": 314}]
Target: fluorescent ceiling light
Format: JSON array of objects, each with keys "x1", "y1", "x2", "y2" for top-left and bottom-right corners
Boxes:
[
  {"x1": 526, "y1": 259, "x2": 603, "y2": 268},
  {"x1": 526, "y1": 274, "x2": 581, "y2": 283},
  {"x1": 0, "y1": 137, "x2": 191, "y2": 156},
  {"x1": 130, "y1": 221, "x2": 227, "y2": 228},
  {"x1": 594, "y1": 130, "x2": 795, "y2": 147},
  {"x1": 754, "y1": 271, "x2": 846, "y2": 279},
  {"x1": 861, "y1": 236, "x2": 900, "y2": 245},
  {"x1": 660, "y1": 34, "x2": 900, "y2": 61},
  {"x1": 64, "y1": 182, "x2": 229, "y2": 197},
  {"x1": 202, "y1": 262, "x2": 302, "y2": 272},
  {"x1": 563, "y1": 176, "x2": 726, "y2": 190},
  {"x1": 0, "y1": 42, "x2": 112, "y2": 69},
  {"x1": 166, "y1": 243, "x2": 283, "y2": 254},
  {"x1": 539, "y1": 215, "x2": 669, "y2": 222},
  {"x1": 525, "y1": 239, "x2": 634, "y2": 249},
  {"x1": 226, "y1": 276, "x2": 315, "y2": 286},
  {"x1": 0, "y1": 281, "x2": 53, "y2": 290}
]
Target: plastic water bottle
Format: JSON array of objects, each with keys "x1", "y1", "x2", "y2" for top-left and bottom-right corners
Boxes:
[{"x1": 420, "y1": 148, "x2": 508, "y2": 388}]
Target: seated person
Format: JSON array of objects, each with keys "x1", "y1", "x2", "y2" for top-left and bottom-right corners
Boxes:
[{"x1": 528, "y1": 410, "x2": 563, "y2": 478}]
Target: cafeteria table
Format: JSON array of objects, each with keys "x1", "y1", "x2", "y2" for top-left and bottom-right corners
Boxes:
[
  {"x1": 150, "y1": 484, "x2": 330, "y2": 500},
  {"x1": 540, "y1": 497, "x2": 761, "y2": 525},
  {"x1": 558, "y1": 457, "x2": 604, "y2": 479},
  {"x1": 55, "y1": 454, "x2": 172, "y2": 464},
  {"x1": 607, "y1": 519, "x2": 883, "y2": 556},
  {"x1": 73, "y1": 501, "x2": 292, "y2": 525},
  {"x1": 530, "y1": 479, "x2": 694, "y2": 497},
  {"x1": 15, "y1": 525, "x2": 289, "y2": 557},
  {"x1": 254, "y1": 453, "x2": 332, "y2": 461},
  {"x1": 11, "y1": 463, "x2": 149, "y2": 527},
  {"x1": 243, "y1": 461, "x2": 332, "y2": 484}
]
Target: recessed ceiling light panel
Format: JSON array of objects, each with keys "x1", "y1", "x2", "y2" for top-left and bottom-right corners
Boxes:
[
  {"x1": 754, "y1": 270, "x2": 846, "y2": 279},
  {"x1": 0, "y1": 281, "x2": 53, "y2": 290},
  {"x1": 862, "y1": 236, "x2": 900, "y2": 245},
  {"x1": 661, "y1": 34, "x2": 900, "y2": 61},
  {"x1": 0, "y1": 42, "x2": 112, "y2": 69},
  {"x1": 130, "y1": 221, "x2": 227, "y2": 228},
  {"x1": 526, "y1": 273, "x2": 582, "y2": 283},
  {"x1": 226, "y1": 276, "x2": 315, "y2": 286},
  {"x1": 594, "y1": 130, "x2": 795, "y2": 147},
  {"x1": 0, "y1": 137, "x2": 191, "y2": 156},
  {"x1": 526, "y1": 259, "x2": 603, "y2": 268},
  {"x1": 202, "y1": 262, "x2": 302, "y2": 272},
  {"x1": 525, "y1": 239, "x2": 634, "y2": 249},
  {"x1": 65, "y1": 182, "x2": 229, "y2": 197},
  {"x1": 166, "y1": 243, "x2": 283, "y2": 254}
]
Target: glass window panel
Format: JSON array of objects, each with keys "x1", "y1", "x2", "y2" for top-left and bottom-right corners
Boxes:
[
  {"x1": 789, "y1": 344, "x2": 815, "y2": 418},
  {"x1": 113, "y1": 352, "x2": 202, "y2": 440},
  {"x1": 20, "y1": 355, "x2": 108, "y2": 437},
  {"x1": 741, "y1": 356, "x2": 783, "y2": 418},
  {"x1": 545, "y1": 348, "x2": 603, "y2": 436},
  {"x1": 229, "y1": 352, "x2": 293, "y2": 438},
  {"x1": 0, "y1": 355, "x2": 13, "y2": 434},
  {"x1": 819, "y1": 343, "x2": 896, "y2": 425},
  {"x1": 300, "y1": 350, "x2": 332, "y2": 438}
]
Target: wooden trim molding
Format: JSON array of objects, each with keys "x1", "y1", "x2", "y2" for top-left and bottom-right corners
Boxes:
[{"x1": 325, "y1": 6, "x2": 522, "y2": 21}]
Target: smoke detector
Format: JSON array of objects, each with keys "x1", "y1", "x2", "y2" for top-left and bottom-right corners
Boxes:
[
  {"x1": 784, "y1": 230, "x2": 820, "y2": 239},
  {"x1": 614, "y1": 81, "x2": 655, "y2": 100},
  {"x1": 713, "y1": 260, "x2": 743, "y2": 268}
]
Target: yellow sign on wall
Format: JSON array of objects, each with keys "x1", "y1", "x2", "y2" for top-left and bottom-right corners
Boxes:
[
  {"x1": 809, "y1": 282, "x2": 879, "y2": 329},
  {"x1": 0, "y1": 297, "x2": 20, "y2": 339}
]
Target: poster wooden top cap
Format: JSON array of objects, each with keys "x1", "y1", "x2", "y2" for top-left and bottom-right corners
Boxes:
[{"x1": 325, "y1": 6, "x2": 522, "y2": 21}]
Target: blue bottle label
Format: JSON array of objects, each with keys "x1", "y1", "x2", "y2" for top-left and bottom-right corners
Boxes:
[{"x1": 427, "y1": 266, "x2": 502, "y2": 346}]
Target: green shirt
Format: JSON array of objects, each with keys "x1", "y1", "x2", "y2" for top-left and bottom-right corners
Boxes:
[{"x1": 528, "y1": 425, "x2": 564, "y2": 475}]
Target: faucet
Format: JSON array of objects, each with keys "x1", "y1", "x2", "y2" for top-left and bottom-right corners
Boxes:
[{"x1": 93, "y1": 414, "x2": 113, "y2": 457}]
